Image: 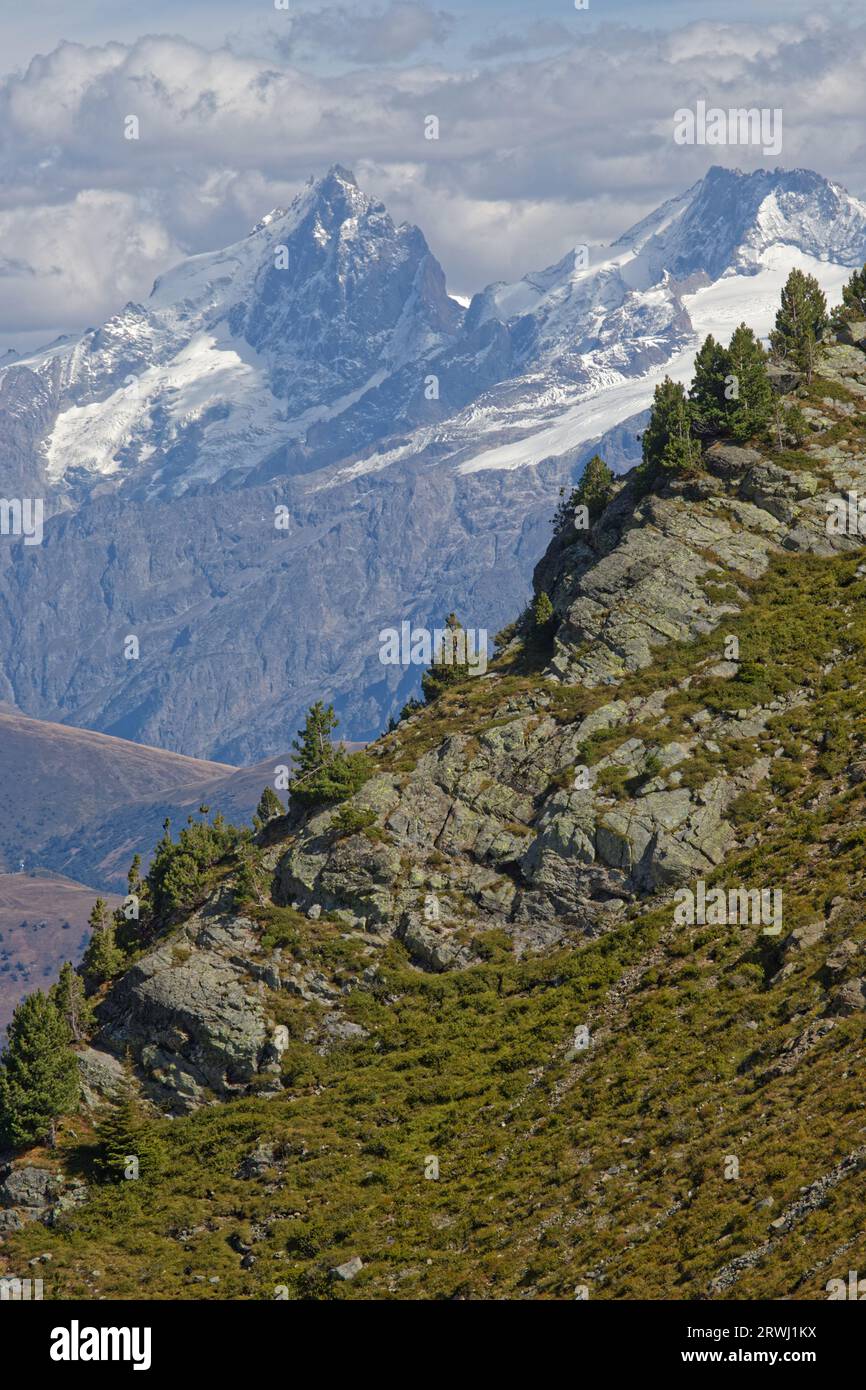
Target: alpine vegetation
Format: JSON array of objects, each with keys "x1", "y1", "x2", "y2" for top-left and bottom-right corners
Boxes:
[{"x1": 672, "y1": 881, "x2": 783, "y2": 935}]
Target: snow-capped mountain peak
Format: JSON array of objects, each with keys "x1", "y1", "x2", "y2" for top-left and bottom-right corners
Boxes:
[
  {"x1": 615, "y1": 165, "x2": 866, "y2": 283},
  {"x1": 5, "y1": 165, "x2": 462, "y2": 496},
  {"x1": 3, "y1": 164, "x2": 865, "y2": 502},
  {"x1": 3, "y1": 163, "x2": 866, "y2": 770},
  {"x1": 411, "y1": 164, "x2": 866, "y2": 477}
]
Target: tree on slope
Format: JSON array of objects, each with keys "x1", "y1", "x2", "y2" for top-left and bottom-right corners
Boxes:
[
  {"x1": 726, "y1": 323, "x2": 774, "y2": 442},
  {"x1": 93, "y1": 1060, "x2": 163, "y2": 1185},
  {"x1": 0, "y1": 991, "x2": 80, "y2": 1148},
  {"x1": 50, "y1": 961, "x2": 94, "y2": 1043},
  {"x1": 770, "y1": 269, "x2": 827, "y2": 383},
  {"x1": 254, "y1": 786, "x2": 284, "y2": 829},
  {"x1": 288, "y1": 702, "x2": 370, "y2": 809},
  {"x1": 552, "y1": 453, "x2": 615, "y2": 532},
  {"x1": 421, "y1": 613, "x2": 472, "y2": 702},
  {"x1": 832, "y1": 262, "x2": 866, "y2": 329},
  {"x1": 532, "y1": 591, "x2": 555, "y2": 630},
  {"x1": 641, "y1": 377, "x2": 699, "y2": 475},
  {"x1": 689, "y1": 334, "x2": 731, "y2": 437},
  {"x1": 81, "y1": 897, "x2": 124, "y2": 987}
]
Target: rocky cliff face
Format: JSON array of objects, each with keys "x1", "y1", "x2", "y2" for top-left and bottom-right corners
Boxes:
[{"x1": 269, "y1": 345, "x2": 866, "y2": 952}]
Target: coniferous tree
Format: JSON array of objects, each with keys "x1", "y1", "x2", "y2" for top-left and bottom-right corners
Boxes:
[
  {"x1": 50, "y1": 962, "x2": 94, "y2": 1042},
  {"x1": 726, "y1": 323, "x2": 774, "y2": 442},
  {"x1": 841, "y1": 263, "x2": 866, "y2": 320},
  {"x1": 0, "y1": 991, "x2": 79, "y2": 1147},
  {"x1": 553, "y1": 454, "x2": 614, "y2": 531},
  {"x1": 88, "y1": 897, "x2": 110, "y2": 934},
  {"x1": 114, "y1": 852, "x2": 149, "y2": 953},
  {"x1": 233, "y1": 844, "x2": 261, "y2": 902},
  {"x1": 124, "y1": 853, "x2": 146, "y2": 924},
  {"x1": 831, "y1": 262, "x2": 866, "y2": 331},
  {"x1": 144, "y1": 808, "x2": 243, "y2": 917},
  {"x1": 288, "y1": 703, "x2": 371, "y2": 809},
  {"x1": 641, "y1": 377, "x2": 698, "y2": 475},
  {"x1": 255, "y1": 786, "x2": 284, "y2": 827},
  {"x1": 770, "y1": 398, "x2": 808, "y2": 450},
  {"x1": 770, "y1": 269, "x2": 828, "y2": 382},
  {"x1": 81, "y1": 898, "x2": 124, "y2": 987},
  {"x1": 93, "y1": 1061, "x2": 163, "y2": 1185},
  {"x1": 126, "y1": 853, "x2": 143, "y2": 899},
  {"x1": 580, "y1": 453, "x2": 614, "y2": 518},
  {"x1": 292, "y1": 701, "x2": 339, "y2": 776},
  {"x1": 421, "y1": 613, "x2": 471, "y2": 703},
  {"x1": 532, "y1": 591, "x2": 555, "y2": 629},
  {"x1": 689, "y1": 334, "x2": 731, "y2": 437}
]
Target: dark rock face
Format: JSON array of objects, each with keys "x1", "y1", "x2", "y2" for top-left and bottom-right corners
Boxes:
[
  {"x1": 0, "y1": 1163, "x2": 87, "y2": 1228},
  {"x1": 0, "y1": 456, "x2": 568, "y2": 761},
  {"x1": 96, "y1": 896, "x2": 270, "y2": 1113},
  {"x1": 238, "y1": 167, "x2": 462, "y2": 416}
]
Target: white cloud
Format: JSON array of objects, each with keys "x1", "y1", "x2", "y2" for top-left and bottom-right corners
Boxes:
[
  {"x1": 0, "y1": 189, "x2": 178, "y2": 337},
  {"x1": 282, "y1": 2, "x2": 455, "y2": 64},
  {"x1": 1, "y1": 16, "x2": 866, "y2": 351}
]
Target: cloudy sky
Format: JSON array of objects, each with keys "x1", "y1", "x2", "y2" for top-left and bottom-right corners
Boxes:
[{"x1": 1, "y1": 0, "x2": 865, "y2": 354}]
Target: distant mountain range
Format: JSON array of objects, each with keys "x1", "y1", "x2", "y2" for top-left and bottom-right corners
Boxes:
[{"x1": 1, "y1": 164, "x2": 865, "y2": 760}]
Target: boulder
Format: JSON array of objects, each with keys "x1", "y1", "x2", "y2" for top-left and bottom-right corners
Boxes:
[
  {"x1": 235, "y1": 1144, "x2": 276, "y2": 1180},
  {"x1": 75, "y1": 1047, "x2": 127, "y2": 1108},
  {"x1": 0, "y1": 1166, "x2": 60, "y2": 1212},
  {"x1": 781, "y1": 921, "x2": 827, "y2": 955},
  {"x1": 96, "y1": 899, "x2": 269, "y2": 1113},
  {"x1": 398, "y1": 914, "x2": 476, "y2": 972},
  {"x1": 828, "y1": 978, "x2": 866, "y2": 1015},
  {"x1": 837, "y1": 319, "x2": 866, "y2": 350},
  {"x1": 824, "y1": 939, "x2": 861, "y2": 974},
  {"x1": 704, "y1": 442, "x2": 763, "y2": 479},
  {"x1": 0, "y1": 1165, "x2": 86, "y2": 1228}
]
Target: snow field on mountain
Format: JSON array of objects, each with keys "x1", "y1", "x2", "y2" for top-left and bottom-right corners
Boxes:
[{"x1": 455, "y1": 247, "x2": 853, "y2": 475}]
